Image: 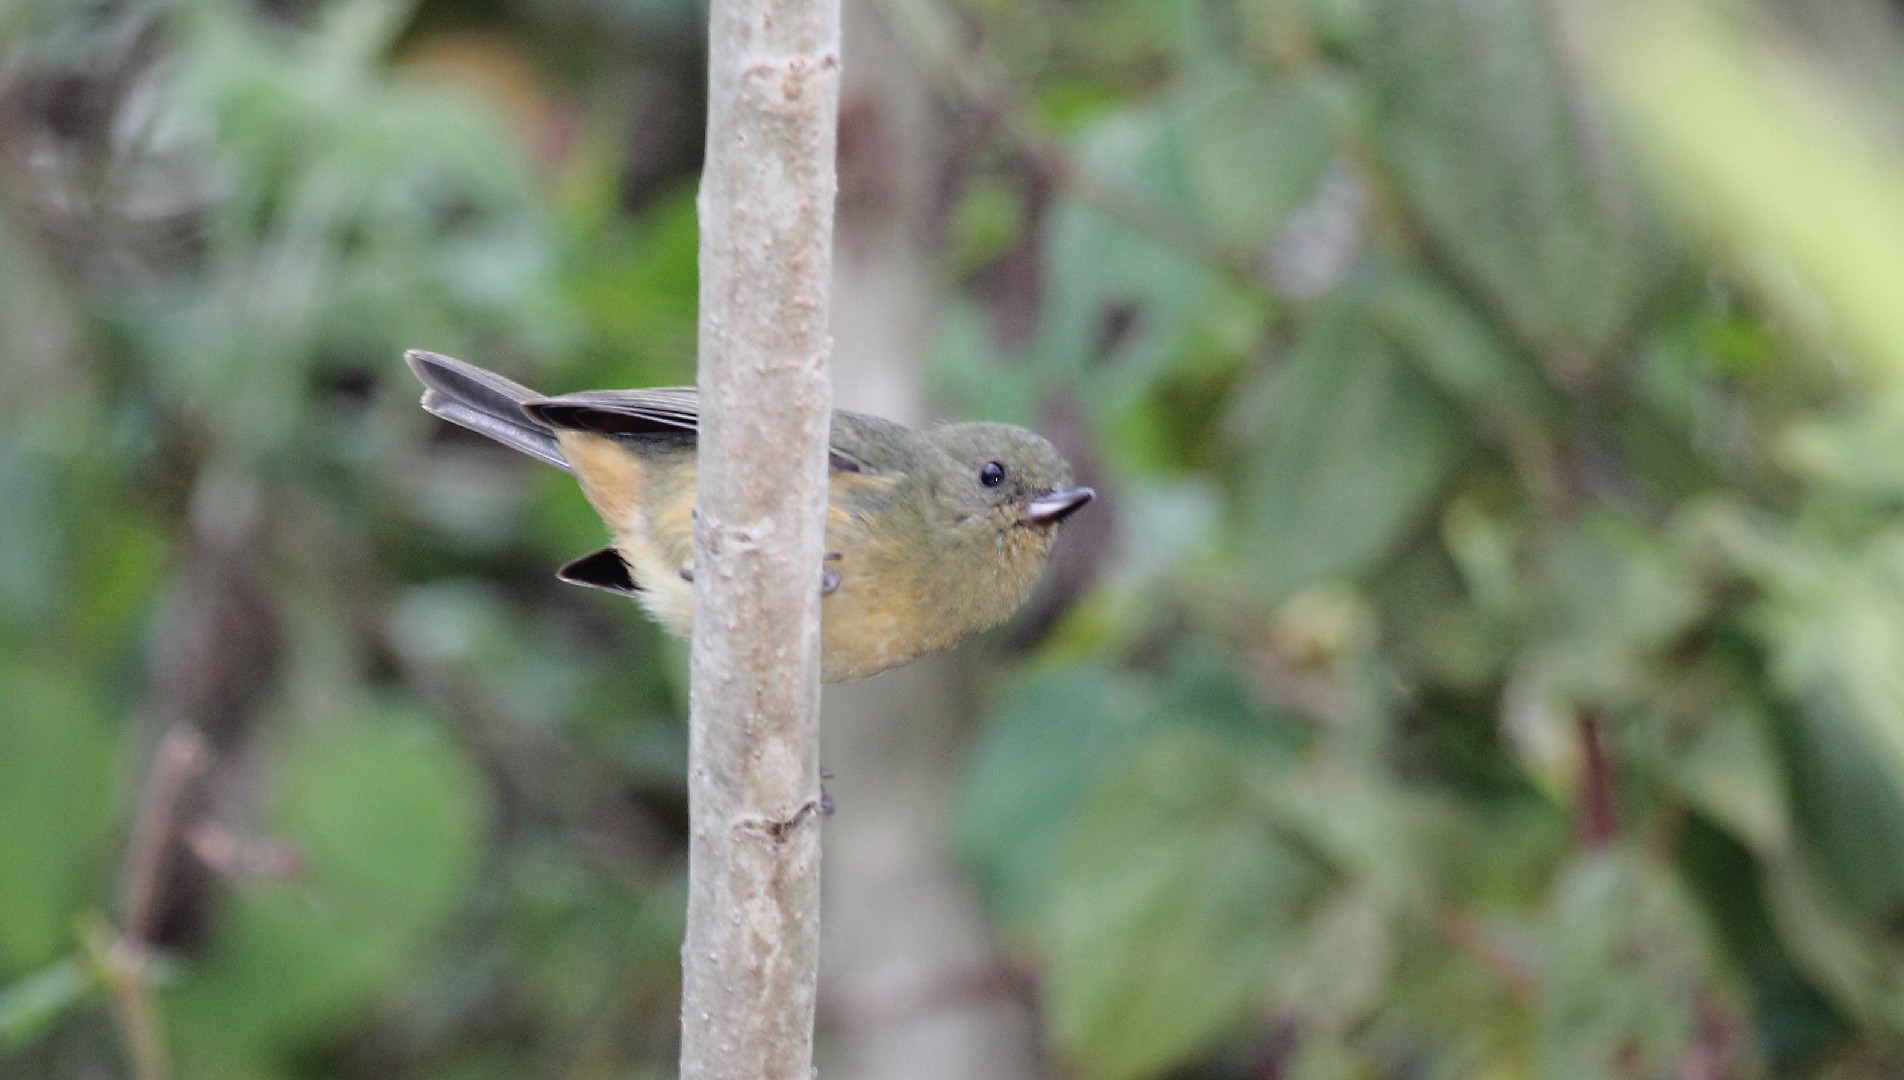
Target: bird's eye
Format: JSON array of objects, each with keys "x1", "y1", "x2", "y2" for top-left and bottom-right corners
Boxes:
[{"x1": 979, "y1": 461, "x2": 1007, "y2": 488}]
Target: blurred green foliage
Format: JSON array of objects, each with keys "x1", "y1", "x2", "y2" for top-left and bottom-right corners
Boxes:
[{"x1": 8, "y1": 0, "x2": 1904, "y2": 1077}]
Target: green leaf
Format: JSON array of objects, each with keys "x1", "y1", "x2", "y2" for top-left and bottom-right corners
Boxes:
[
  {"x1": 1779, "y1": 406, "x2": 1904, "y2": 503},
  {"x1": 1498, "y1": 514, "x2": 1706, "y2": 797},
  {"x1": 928, "y1": 299, "x2": 1046, "y2": 428},
  {"x1": 0, "y1": 958, "x2": 92, "y2": 1050},
  {"x1": 1034, "y1": 107, "x2": 1220, "y2": 406},
  {"x1": 1149, "y1": 655, "x2": 1307, "y2": 757},
  {"x1": 949, "y1": 177, "x2": 1029, "y2": 277},
  {"x1": 1369, "y1": 0, "x2": 1668, "y2": 364},
  {"x1": 167, "y1": 707, "x2": 485, "y2": 1078},
  {"x1": 1270, "y1": 886, "x2": 1391, "y2": 1031},
  {"x1": 1045, "y1": 732, "x2": 1332, "y2": 1080},
  {"x1": 1672, "y1": 700, "x2": 1790, "y2": 856},
  {"x1": 0, "y1": 452, "x2": 71, "y2": 629},
  {"x1": 1537, "y1": 851, "x2": 1726, "y2": 1078},
  {"x1": 1760, "y1": 847, "x2": 1904, "y2": 1034},
  {"x1": 0, "y1": 658, "x2": 118, "y2": 974},
  {"x1": 1181, "y1": 68, "x2": 1339, "y2": 244},
  {"x1": 1592, "y1": 5, "x2": 1904, "y2": 399},
  {"x1": 1750, "y1": 531, "x2": 1904, "y2": 913},
  {"x1": 1777, "y1": 690, "x2": 1904, "y2": 922},
  {"x1": 138, "y1": 0, "x2": 564, "y2": 465},
  {"x1": 1238, "y1": 289, "x2": 1463, "y2": 601},
  {"x1": 955, "y1": 668, "x2": 1153, "y2": 929},
  {"x1": 958, "y1": 659, "x2": 1305, "y2": 934},
  {"x1": 1371, "y1": 269, "x2": 1559, "y2": 435}
]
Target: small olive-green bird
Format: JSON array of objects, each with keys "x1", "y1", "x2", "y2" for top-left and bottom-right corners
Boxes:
[{"x1": 406, "y1": 350, "x2": 1095, "y2": 682}]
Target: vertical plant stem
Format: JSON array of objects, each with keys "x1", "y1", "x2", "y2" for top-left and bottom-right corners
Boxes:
[
  {"x1": 681, "y1": 0, "x2": 841, "y2": 1072},
  {"x1": 102, "y1": 936, "x2": 169, "y2": 1080},
  {"x1": 105, "y1": 723, "x2": 209, "y2": 1080},
  {"x1": 119, "y1": 726, "x2": 209, "y2": 944},
  {"x1": 1576, "y1": 707, "x2": 1618, "y2": 848}
]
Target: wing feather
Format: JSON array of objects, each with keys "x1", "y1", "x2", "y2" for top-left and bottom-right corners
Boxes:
[
  {"x1": 524, "y1": 389, "x2": 700, "y2": 437},
  {"x1": 526, "y1": 389, "x2": 883, "y2": 474}
]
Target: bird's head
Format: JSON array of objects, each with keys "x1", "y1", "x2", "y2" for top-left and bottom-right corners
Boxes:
[{"x1": 927, "y1": 421, "x2": 1095, "y2": 538}]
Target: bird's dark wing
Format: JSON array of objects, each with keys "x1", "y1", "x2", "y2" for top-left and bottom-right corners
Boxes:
[
  {"x1": 557, "y1": 547, "x2": 641, "y2": 595},
  {"x1": 523, "y1": 388, "x2": 700, "y2": 437},
  {"x1": 525, "y1": 388, "x2": 878, "y2": 474}
]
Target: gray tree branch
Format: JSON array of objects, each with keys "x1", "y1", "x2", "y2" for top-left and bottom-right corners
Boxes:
[{"x1": 681, "y1": 0, "x2": 841, "y2": 1074}]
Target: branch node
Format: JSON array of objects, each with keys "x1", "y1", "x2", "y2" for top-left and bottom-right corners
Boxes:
[{"x1": 739, "y1": 799, "x2": 825, "y2": 844}]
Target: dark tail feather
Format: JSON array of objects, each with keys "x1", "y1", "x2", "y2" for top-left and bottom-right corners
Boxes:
[{"x1": 405, "y1": 350, "x2": 572, "y2": 474}]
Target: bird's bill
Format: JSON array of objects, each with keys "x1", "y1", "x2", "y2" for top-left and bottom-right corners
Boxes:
[{"x1": 1024, "y1": 486, "x2": 1096, "y2": 526}]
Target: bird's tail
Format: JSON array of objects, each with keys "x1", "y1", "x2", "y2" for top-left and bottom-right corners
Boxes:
[{"x1": 405, "y1": 350, "x2": 573, "y2": 474}]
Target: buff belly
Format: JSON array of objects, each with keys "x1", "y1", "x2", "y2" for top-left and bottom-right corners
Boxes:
[{"x1": 555, "y1": 430, "x2": 935, "y2": 683}]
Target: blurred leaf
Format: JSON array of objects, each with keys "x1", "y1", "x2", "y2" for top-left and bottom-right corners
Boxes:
[
  {"x1": 1672, "y1": 700, "x2": 1790, "y2": 856},
  {"x1": 1372, "y1": 269, "x2": 1560, "y2": 435},
  {"x1": 948, "y1": 177, "x2": 1028, "y2": 278},
  {"x1": 1045, "y1": 731, "x2": 1332, "y2": 1080},
  {"x1": 168, "y1": 707, "x2": 485, "y2": 1078},
  {"x1": 1761, "y1": 847, "x2": 1904, "y2": 1035},
  {"x1": 1541, "y1": 513, "x2": 1705, "y2": 662},
  {"x1": 0, "y1": 958, "x2": 91, "y2": 1050},
  {"x1": 1777, "y1": 407, "x2": 1904, "y2": 502},
  {"x1": 1090, "y1": 282, "x2": 1269, "y2": 479},
  {"x1": 1271, "y1": 884, "x2": 1390, "y2": 1031},
  {"x1": 1298, "y1": 0, "x2": 1371, "y2": 55},
  {"x1": 1752, "y1": 531, "x2": 1904, "y2": 899},
  {"x1": 130, "y1": 0, "x2": 563, "y2": 465},
  {"x1": 960, "y1": 658, "x2": 1304, "y2": 936},
  {"x1": 1594, "y1": 5, "x2": 1904, "y2": 401},
  {"x1": 1181, "y1": 68, "x2": 1338, "y2": 244},
  {"x1": 1370, "y1": 0, "x2": 1667, "y2": 365},
  {"x1": 0, "y1": 444, "x2": 169, "y2": 650},
  {"x1": 1034, "y1": 107, "x2": 1220, "y2": 405},
  {"x1": 0, "y1": 659, "x2": 118, "y2": 974},
  {"x1": 0, "y1": 452, "x2": 70, "y2": 627},
  {"x1": 1237, "y1": 288, "x2": 1462, "y2": 601},
  {"x1": 929, "y1": 299, "x2": 1046, "y2": 428},
  {"x1": 955, "y1": 668, "x2": 1153, "y2": 929},
  {"x1": 1500, "y1": 515, "x2": 1706, "y2": 797},
  {"x1": 1275, "y1": 761, "x2": 1433, "y2": 914},
  {"x1": 1537, "y1": 851, "x2": 1728, "y2": 1078},
  {"x1": 559, "y1": 182, "x2": 700, "y2": 386},
  {"x1": 1149, "y1": 654, "x2": 1306, "y2": 756},
  {"x1": 1777, "y1": 690, "x2": 1904, "y2": 923},
  {"x1": 386, "y1": 581, "x2": 595, "y2": 731}
]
